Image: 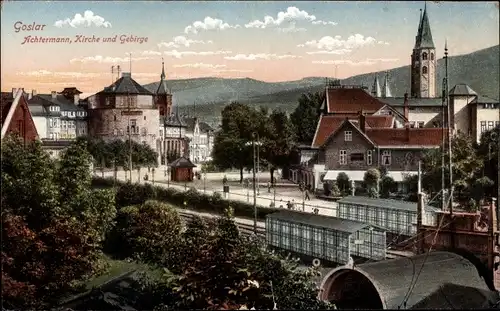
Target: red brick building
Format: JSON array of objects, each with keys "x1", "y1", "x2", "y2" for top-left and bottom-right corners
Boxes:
[{"x1": 1, "y1": 88, "x2": 38, "y2": 142}]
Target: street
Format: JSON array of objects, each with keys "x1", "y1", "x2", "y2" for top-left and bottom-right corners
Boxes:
[{"x1": 98, "y1": 169, "x2": 339, "y2": 217}]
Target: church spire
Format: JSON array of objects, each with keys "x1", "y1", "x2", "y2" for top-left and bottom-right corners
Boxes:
[
  {"x1": 161, "y1": 57, "x2": 166, "y2": 80},
  {"x1": 372, "y1": 75, "x2": 381, "y2": 97},
  {"x1": 382, "y1": 71, "x2": 392, "y2": 98},
  {"x1": 414, "y1": 4, "x2": 435, "y2": 49}
]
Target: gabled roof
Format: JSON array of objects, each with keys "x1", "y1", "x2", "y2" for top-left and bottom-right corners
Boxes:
[
  {"x1": 449, "y1": 84, "x2": 478, "y2": 96},
  {"x1": 374, "y1": 104, "x2": 408, "y2": 121},
  {"x1": 32, "y1": 94, "x2": 85, "y2": 112},
  {"x1": 322, "y1": 119, "x2": 377, "y2": 148},
  {"x1": 183, "y1": 117, "x2": 215, "y2": 133},
  {"x1": 169, "y1": 156, "x2": 196, "y2": 168},
  {"x1": 61, "y1": 87, "x2": 83, "y2": 94},
  {"x1": 472, "y1": 95, "x2": 499, "y2": 104},
  {"x1": 267, "y1": 210, "x2": 383, "y2": 234},
  {"x1": 100, "y1": 75, "x2": 153, "y2": 95},
  {"x1": 325, "y1": 87, "x2": 385, "y2": 114},
  {"x1": 163, "y1": 113, "x2": 187, "y2": 127},
  {"x1": 365, "y1": 127, "x2": 445, "y2": 147},
  {"x1": 1, "y1": 90, "x2": 38, "y2": 140},
  {"x1": 311, "y1": 114, "x2": 393, "y2": 148},
  {"x1": 199, "y1": 121, "x2": 213, "y2": 132}
]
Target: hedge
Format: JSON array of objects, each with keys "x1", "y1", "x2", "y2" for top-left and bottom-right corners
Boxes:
[{"x1": 91, "y1": 177, "x2": 281, "y2": 221}]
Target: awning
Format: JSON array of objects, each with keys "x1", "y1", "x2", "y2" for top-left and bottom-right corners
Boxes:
[{"x1": 323, "y1": 170, "x2": 417, "y2": 182}]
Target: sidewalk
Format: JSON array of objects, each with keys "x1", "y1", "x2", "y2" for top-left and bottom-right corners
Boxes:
[{"x1": 97, "y1": 170, "x2": 339, "y2": 218}]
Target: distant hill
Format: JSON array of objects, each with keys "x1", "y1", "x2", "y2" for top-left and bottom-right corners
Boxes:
[{"x1": 143, "y1": 45, "x2": 499, "y2": 125}]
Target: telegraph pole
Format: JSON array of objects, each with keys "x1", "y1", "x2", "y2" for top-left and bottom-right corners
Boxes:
[
  {"x1": 128, "y1": 91, "x2": 133, "y2": 181},
  {"x1": 441, "y1": 77, "x2": 446, "y2": 210},
  {"x1": 445, "y1": 41, "x2": 453, "y2": 214},
  {"x1": 252, "y1": 133, "x2": 257, "y2": 234}
]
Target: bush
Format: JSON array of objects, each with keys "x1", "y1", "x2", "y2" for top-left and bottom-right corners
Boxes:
[
  {"x1": 336, "y1": 172, "x2": 352, "y2": 195},
  {"x1": 92, "y1": 177, "x2": 281, "y2": 221},
  {"x1": 106, "y1": 200, "x2": 182, "y2": 262}
]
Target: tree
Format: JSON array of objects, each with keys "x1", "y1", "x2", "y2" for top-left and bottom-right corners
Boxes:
[
  {"x1": 477, "y1": 127, "x2": 499, "y2": 199},
  {"x1": 290, "y1": 91, "x2": 324, "y2": 144},
  {"x1": 380, "y1": 175, "x2": 397, "y2": 198},
  {"x1": 107, "y1": 200, "x2": 182, "y2": 264},
  {"x1": 421, "y1": 132, "x2": 486, "y2": 204},
  {"x1": 264, "y1": 109, "x2": 296, "y2": 182},
  {"x1": 1, "y1": 136, "x2": 114, "y2": 308},
  {"x1": 364, "y1": 168, "x2": 381, "y2": 198},
  {"x1": 336, "y1": 172, "x2": 352, "y2": 196},
  {"x1": 162, "y1": 208, "x2": 335, "y2": 310},
  {"x1": 212, "y1": 102, "x2": 261, "y2": 183}
]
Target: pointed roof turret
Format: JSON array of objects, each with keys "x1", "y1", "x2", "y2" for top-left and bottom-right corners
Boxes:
[
  {"x1": 372, "y1": 75, "x2": 381, "y2": 97},
  {"x1": 156, "y1": 58, "x2": 170, "y2": 95},
  {"x1": 381, "y1": 72, "x2": 392, "y2": 98},
  {"x1": 414, "y1": 5, "x2": 435, "y2": 49}
]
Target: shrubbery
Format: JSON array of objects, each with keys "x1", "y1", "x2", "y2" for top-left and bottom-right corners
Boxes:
[{"x1": 92, "y1": 176, "x2": 282, "y2": 220}]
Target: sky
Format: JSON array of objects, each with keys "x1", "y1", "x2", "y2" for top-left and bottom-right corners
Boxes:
[{"x1": 1, "y1": 0, "x2": 499, "y2": 95}]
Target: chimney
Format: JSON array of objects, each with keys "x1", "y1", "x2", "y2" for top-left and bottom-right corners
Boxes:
[
  {"x1": 403, "y1": 92, "x2": 410, "y2": 123},
  {"x1": 12, "y1": 88, "x2": 18, "y2": 97},
  {"x1": 416, "y1": 192, "x2": 425, "y2": 254},
  {"x1": 32, "y1": 89, "x2": 37, "y2": 97},
  {"x1": 51, "y1": 91, "x2": 57, "y2": 99},
  {"x1": 359, "y1": 110, "x2": 366, "y2": 133},
  {"x1": 74, "y1": 94, "x2": 80, "y2": 105}
]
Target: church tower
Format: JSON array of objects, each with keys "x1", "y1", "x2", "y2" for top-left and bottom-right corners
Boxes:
[
  {"x1": 155, "y1": 59, "x2": 173, "y2": 116},
  {"x1": 410, "y1": 4, "x2": 436, "y2": 98}
]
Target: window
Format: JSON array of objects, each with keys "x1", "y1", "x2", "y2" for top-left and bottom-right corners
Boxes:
[
  {"x1": 350, "y1": 153, "x2": 364, "y2": 162},
  {"x1": 114, "y1": 115, "x2": 117, "y2": 121},
  {"x1": 367, "y1": 150, "x2": 373, "y2": 165},
  {"x1": 160, "y1": 129, "x2": 163, "y2": 137},
  {"x1": 410, "y1": 121, "x2": 416, "y2": 128},
  {"x1": 339, "y1": 150, "x2": 347, "y2": 165},
  {"x1": 496, "y1": 121, "x2": 500, "y2": 128},
  {"x1": 422, "y1": 66, "x2": 428, "y2": 74},
  {"x1": 418, "y1": 121, "x2": 425, "y2": 128},
  {"x1": 144, "y1": 116, "x2": 147, "y2": 120},
  {"x1": 113, "y1": 129, "x2": 118, "y2": 136},
  {"x1": 481, "y1": 121, "x2": 487, "y2": 133},
  {"x1": 430, "y1": 53, "x2": 434, "y2": 60},
  {"x1": 344, "y1": 131, "x2": 352, "y2": 141},
  {"x1": 141, "y1": 127, "x2": 147, "y2": 136},
  {"x1": 422, "y1": 52, "x2": 428, "y2": 60},
  {"x1": 488, "y1": 121, "x2": 494, "y2": 130},
  {"x1": 382, "y1": 150, "x2": 391, "y2": 166}
]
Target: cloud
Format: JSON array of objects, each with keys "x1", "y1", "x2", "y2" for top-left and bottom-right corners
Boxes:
[
  {"x1": 245, "y1": 6, "x2": 316, "y2": 29},
  {"x1": 213, "y1": 69, "x2": 254, "y2": 73},
  {"x1": 54, "y1": 10, "x2": 112, "y2": 28},
  {"x1": 158, "y1": 36, "x2": 213, "y2": 48},
  {"x1": 312, "y1": 20, "x2": 338, "y2": 26},
  {"x1": 306, "y1": 49, "x2": 352, "y2": 55},
  {"x1": 278, "y1": 24, "x2": 307, "y2": 33},
  {"x1": 184, "y1": 17, "x2": 240, "y2": 34},
  {"x1": 163, "y1": 50, "x2": 233, "y2": 59},
  {"x1": 312, "y1": 58, "x2": 399, "y2": 66},
  {"x1": 173, "y1": 63, "x2": 227, "y2": 69},
  {"x1": 377, "y1": 40, "x2": 390, "y2": 45},
  {"x1": 224, "y1": 53, "x2": 302, "y2": 61},
  {"x1": 299, "y1": 34, "x2": 382, "y2": 51},
  {"x1": 69, "y1": 55, "x2": 151, "y2": 63},
  {"x1": 16, "y1": 70, "x2": 101, "y2": 78},
  {"x1": 140, "y1": 50, "x2": 162, "y2": 56}
]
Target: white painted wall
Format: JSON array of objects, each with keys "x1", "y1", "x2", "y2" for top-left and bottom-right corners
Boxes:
[
  {"x1": 476, "y1": 107, "x2": 500, "y2": 142},
  {"x1": 452, "y1": 96, "x2": 471, "y2": 135},
  {"x1": 32, "y1": 116, "x2": 48, "y2": 139}
]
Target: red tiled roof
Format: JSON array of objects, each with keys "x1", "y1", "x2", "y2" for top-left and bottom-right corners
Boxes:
[
  {"x1": 326, "y1": 88, "x2": 385, "y2": 113},
  {"x1": 365, "y1": 115, "x2": 394, "y2": 128},
  {"x1": 312, "y1": 114, "x2": 394, "y2": 148},
  {"x1": 312, "y1": 115, "x2": 346, "y2": 148},
  {"x1": 365, "y1": 128, "x2": 446, "y2": 146}
]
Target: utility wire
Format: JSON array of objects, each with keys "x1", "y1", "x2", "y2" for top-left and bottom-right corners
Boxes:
[{"x1": 399, "y1": 196, "x2": 450, "y2": 309}]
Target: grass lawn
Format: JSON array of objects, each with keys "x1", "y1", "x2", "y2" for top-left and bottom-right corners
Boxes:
[{"x1": 83, "y1": 254, "x2": 165, "y2": 290}]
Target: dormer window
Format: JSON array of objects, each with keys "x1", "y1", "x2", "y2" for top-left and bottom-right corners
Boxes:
[{"x1": 344, "y1": 130, "x2": 352, "y2": 142}]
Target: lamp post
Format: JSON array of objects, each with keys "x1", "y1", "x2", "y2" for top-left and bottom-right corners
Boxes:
[
  {"x1": 203, "y1": 171, "x2": 207, "y2": 193},
  {"x1": 152, "y1": 167, "x2": 155, "y2": 186},
  {"x1": 252, "y1": 134, "x2": 257, "y2": 233},
  {"x1": 256, "y1": 133, "x2": 260, "y2": 195}
]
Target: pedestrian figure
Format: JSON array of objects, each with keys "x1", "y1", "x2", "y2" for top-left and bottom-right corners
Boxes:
[
  {"x1": 287, "y1": 200, "x2": 292, "y2": 209},
  {"x1": 267, "y1": 181, "x2": 271, "y2": 193},
  {"x1": 305, "y1": 189, "x2": 310, "y2": 201}
]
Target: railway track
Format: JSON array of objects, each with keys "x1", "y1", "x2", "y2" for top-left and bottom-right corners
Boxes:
[{"x1": 178, "y1": 211, "x2": 412, "y2": 260}]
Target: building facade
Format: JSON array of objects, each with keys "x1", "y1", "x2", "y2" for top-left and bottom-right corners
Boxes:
[
  {"x1": 159, "y1": 113, "x2": 188, "y2": 164},
  {"x1": 86, "y1": 72, "x2": 159, "y2": 157},
  {"x1": 183, "y1": 117, "x2": 214, "y2": 163},
  {"x1": 27, "y1": 87, "x2": 88, "y2": 140},
  {"x1": 1, "y1": 88, "x2": 38, "y2": 142}
]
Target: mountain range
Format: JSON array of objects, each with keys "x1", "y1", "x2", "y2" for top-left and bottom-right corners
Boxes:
[{"x1": 143, "y1": 45, "x2": 499, "y2": 126}]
